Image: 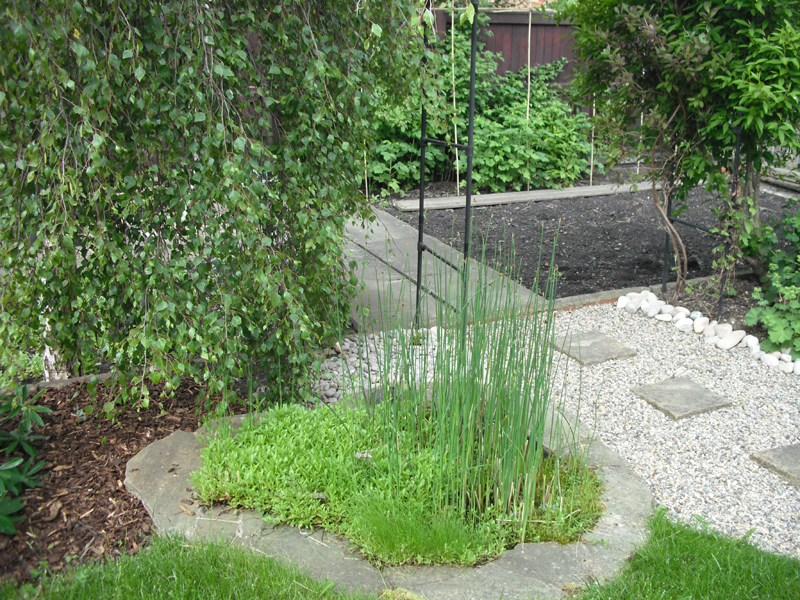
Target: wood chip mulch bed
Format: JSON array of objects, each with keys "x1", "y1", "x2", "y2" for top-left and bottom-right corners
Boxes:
[{"x1": 0, "y1": 379, "x2": 246, "y2": 584}]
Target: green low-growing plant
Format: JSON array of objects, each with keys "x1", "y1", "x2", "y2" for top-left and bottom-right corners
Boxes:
[
  {"x1": 368, "y1": 15, "x2": 592, "y2": 194},
  {"x1": 0, "y1": 384, "x2": 50, "y2": 534},
  {"x1": 745, "y1": 199, "x2": 800, "y2": 358}
]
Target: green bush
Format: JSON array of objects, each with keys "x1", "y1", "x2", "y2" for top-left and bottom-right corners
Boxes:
[
  {"x1": 0, "y1": 1, "x2": 416, "y2": 402},
  {"x1": 745, "y1": 199, "x2": 800, "y2": 358},
  {"x1": 0, "y1": 385, "x2": 50, "y2": 534},
  {"x1": 368, "y1": 17, "x2": 591, "y2": 194}
]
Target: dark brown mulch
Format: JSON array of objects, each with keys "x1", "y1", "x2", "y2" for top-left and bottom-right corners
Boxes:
[{"x1": 0, "y1": 379, "x2": 245, "y2": 585}]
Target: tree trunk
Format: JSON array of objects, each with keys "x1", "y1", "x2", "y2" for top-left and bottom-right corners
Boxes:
[{"x1": 740, "y1": 155, "x2": 769, "y2": 280}]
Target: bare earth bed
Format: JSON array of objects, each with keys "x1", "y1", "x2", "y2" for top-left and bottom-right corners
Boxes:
[{"x1": 381, "y1": 178, "x2": 796, "y2": 335}]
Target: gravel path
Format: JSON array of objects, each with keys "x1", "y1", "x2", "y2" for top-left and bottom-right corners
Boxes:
[
  {"x1": 550, "y1": 302, "x2": 800, "y2": 560},
  {"x1": 316, "y1": 300, "x2": 800, "y2": 560}
]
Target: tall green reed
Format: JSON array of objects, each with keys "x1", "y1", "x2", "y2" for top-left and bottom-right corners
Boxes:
[{"x1": 363, "y1": 229, "x2": 562, "y2": 542}]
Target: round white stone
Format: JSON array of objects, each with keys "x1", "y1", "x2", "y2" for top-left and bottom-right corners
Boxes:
[
  {"x1": 715, "y1": 323, "x2": 733, "y2": 339},
  {"x1": 655, "y1": 313, "x2": 673, "y2": 322},
  {"x1": 693, "y1": 317, "x2": 710, "y2": 334},
  {"x1": 675, "y1": 306, "x2": 691, "y2": 317},
  {"x1": 674, "y1": 317, "x2": 694, "y2": 333},
  {"x1": 661, "y1": 304, "x2": 674, "y2": 314},
  {"x1": 641, "y1": 300, "x2": 651, "y2": 311},
  {"x1": 779, "y1": 361, "x2": 795, "y2": 374},
  {"x1": 624, "y1": 300, "x2": 641, "y2": 314},
  {"x1": 781, "y1": 353, "x2": 793, "y2": 363},
  {"x1": 644, "y1": 305, "x2": 662, "y2": 318},
  {"x1": 761, "y1": 354, "x2": 780, "y2": 368},
  {"x1": 744, "y1": 335, "x2": 759, "y2": 349},
  {"x1": 703, "y1": 324, "x2": 717, "y2": 338},
  {"x1": 617, "y1": 296, "x2": 630, "y2": 309},
  {"x1": 716, "y1": 330, "x2": 746, "y2": 351}
]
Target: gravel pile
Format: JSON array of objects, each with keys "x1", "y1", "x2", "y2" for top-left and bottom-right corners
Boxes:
[{"x1": 315, "y1": 301, "x2": 800, "y2": 559}]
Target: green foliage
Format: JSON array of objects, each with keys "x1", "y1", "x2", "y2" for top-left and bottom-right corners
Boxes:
[
  {"x1": 0, "y1": 385, "x2": 50, "y2": 534},
  {"x1": 0, "y1": 351, "x2": 43, "y2": 389},
  {"x1": 368, "y1": 17, "x2": 591, "y2": 194},
  {"x1": 564, "y1": 0, "x2": 800, "y2": 282},
  {"x1": 745, "y1": 199, "x2": 800, "y2": 357},
  {"x1": 580, "y1": 508, "x2": 800, "y2": 600},
  {"x1": 0, "y1": 1, "x2": 416, "y2": 402},
  {"x1": 192, "y1": 404, "x2": 505, "y2": 565}
]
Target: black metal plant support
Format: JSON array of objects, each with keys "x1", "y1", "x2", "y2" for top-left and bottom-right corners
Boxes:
[{"x1": 414, "y1": 0, "x2": 479, "y2": 339}]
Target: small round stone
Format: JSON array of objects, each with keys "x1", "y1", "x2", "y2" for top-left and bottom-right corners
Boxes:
[
  {"x1": 624, "y1": 300, "x2": 641, "y2": 314},
  {"x1": 694, "y1": 317, "x2": 710, "y2": 334},
  {"x1": 617, "y1": 296, "x2": 630, "y2": 309},
  {"x1": 655, "y1": 313, "x2": 673, "y2": 322},
  {"x1": 761, "y1": 354, "x2": 780, "y2": 368},
  {"x1": 690, "y1": 311, "x2": 704, "y2": 320}
]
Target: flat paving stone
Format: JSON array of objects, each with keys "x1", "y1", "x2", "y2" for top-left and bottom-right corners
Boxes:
[
  {"x1": 630, "y1": 377, "x2": 732, "y2": 420},
  {"x1": 751, "y1": 444, "x2": 800, "y2": 489},
  {"x1": 555, "y1": 330, "x2": 637, "y2": 365}
]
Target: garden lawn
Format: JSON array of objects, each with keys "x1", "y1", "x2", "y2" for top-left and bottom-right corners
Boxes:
[{"x1": 2, "y1": 511, "x2": 798, "y2": 600}]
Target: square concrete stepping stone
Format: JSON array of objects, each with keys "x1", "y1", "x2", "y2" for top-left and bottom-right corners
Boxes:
[
  {"x1": 630, "y1": 377, "x2": 732, "y2": 420},
  {"x1": 555, "y1": 330, "x2": 636, "y2": 365},
  {"x1": 751, "y1": 444, "x2": 800, "y2": 489}
]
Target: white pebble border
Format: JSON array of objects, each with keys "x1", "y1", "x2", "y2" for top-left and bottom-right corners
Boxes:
[{"x1": 313, "y1": 293, "x2": 800, "y2": 560}]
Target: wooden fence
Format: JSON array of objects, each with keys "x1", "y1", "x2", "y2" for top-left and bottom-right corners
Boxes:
[{"x1": 433, "y1": 9, "x2": 577, "y2": 85}]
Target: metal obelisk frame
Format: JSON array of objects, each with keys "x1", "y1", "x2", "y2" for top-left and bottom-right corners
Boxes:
[{"x1": 414, "y1": 1, "x2": 479, "y2": 339}]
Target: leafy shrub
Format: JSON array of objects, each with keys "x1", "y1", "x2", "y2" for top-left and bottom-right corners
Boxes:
[
  {"x1": 0, "y1": 385, "x2": 50, "y2": 534},
  {"x1": 368, "y1": 17, "x2": 591, "y2": 194},
  {"x1": 745, "y1": 199, "x2": 800, "y2": 358},
  {"x1": 0, "y1": 1, "x2": 416, "y2": 403}
]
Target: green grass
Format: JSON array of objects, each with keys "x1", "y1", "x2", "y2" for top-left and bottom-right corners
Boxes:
[
  {"x1": 0, "y1": 535, "x2": 377, "y2": 600},
  {"x1": 4, "y1": 510, "x2": 798, "y2": 600},
  {"x1": 579, "y1": 508, "x2": 800, "y2": 600}
]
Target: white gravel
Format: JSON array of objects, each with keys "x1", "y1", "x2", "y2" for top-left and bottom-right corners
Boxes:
[
  {"x1": 316, "y1": 300, "x2": 800, "y2": 560},
  {"x1": 550, "y1": 302, "x2": 800, "y2": 560}
]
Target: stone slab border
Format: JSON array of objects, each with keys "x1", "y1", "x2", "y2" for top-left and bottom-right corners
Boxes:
[
  {"x1": 394, "y1": 182, "x2": 663, "y2": 212},
  {"x1": 125, "y1": 410, "x2": 653, "y2": 600}
]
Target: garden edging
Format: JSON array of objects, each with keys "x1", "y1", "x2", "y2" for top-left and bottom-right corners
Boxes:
[{"x1": 125, "y1": 409, "x2": 653, "y2": 600}]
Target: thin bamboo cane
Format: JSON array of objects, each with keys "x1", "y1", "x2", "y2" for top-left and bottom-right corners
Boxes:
[
  {"x1": 451, "y1": 0, "x2": 460, "y2": 193},
  {"x1": 364, "y1": 148, "x2": 369, "y2": 202},
  {"x1": 526, "y1": 4, "x2": 532, "y2": 191},
  {"x1": 589, "y1": 101, "x2": 595, "y2": 186}
]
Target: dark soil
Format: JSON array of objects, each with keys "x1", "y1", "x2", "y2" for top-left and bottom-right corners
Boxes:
[
  {"x1": 0, "y1": 380, "x2": 246, "y2": 585},
  {"x1": 382, "y1": 175, "x2": 794, "y2": 335}
]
